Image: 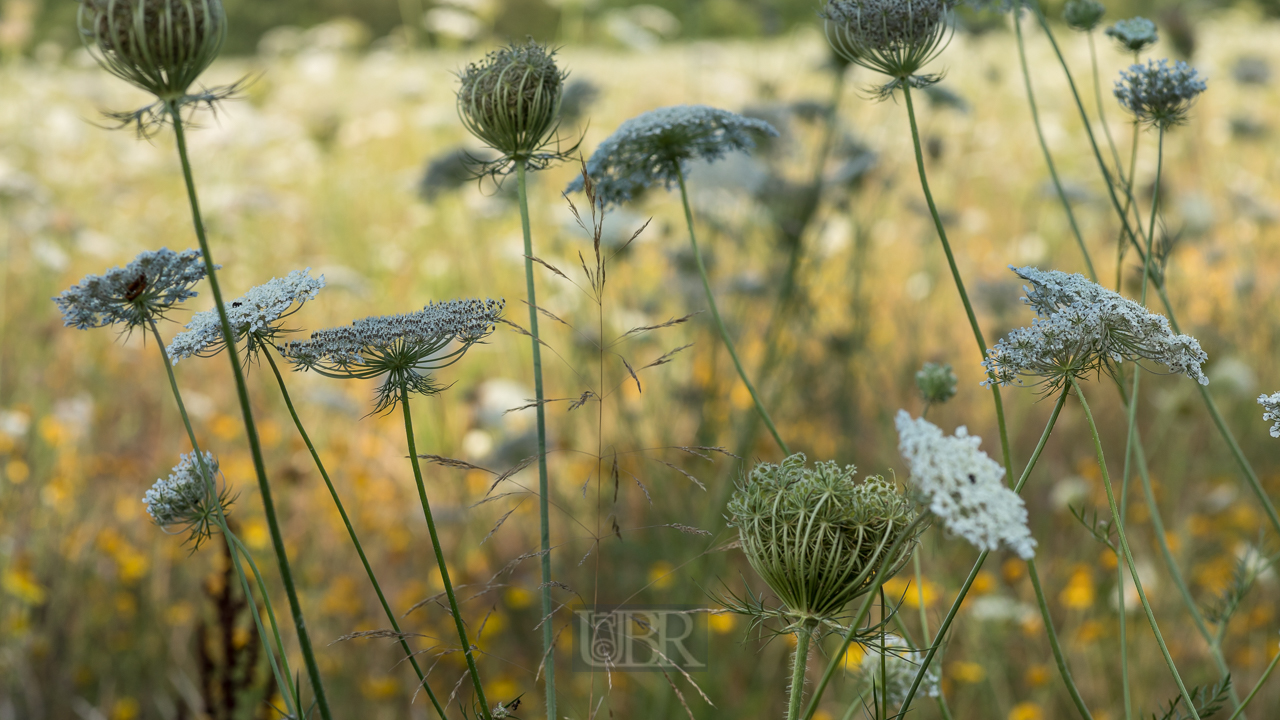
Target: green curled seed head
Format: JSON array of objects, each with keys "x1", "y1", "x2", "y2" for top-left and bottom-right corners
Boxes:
[
  {"x1": 78, "y1": 0, "x2": 226, "y2": 101},
  {"x1": 457, "y1": 40, "x2": 567, "y2": 161}
]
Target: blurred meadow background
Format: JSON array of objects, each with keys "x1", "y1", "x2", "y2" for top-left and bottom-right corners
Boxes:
[{"x1": 2, "y1": 0, "x2": 1280, "y2": 718}]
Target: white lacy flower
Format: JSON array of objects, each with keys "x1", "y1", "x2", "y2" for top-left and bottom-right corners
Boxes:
[
  {"x1": 895, "y1": 411, "x2": 1036, "y2": 560},
  {"x1": 857, "y1": 634, "x2": 940, "y2": 707},
  {"x1": 54, "y1": 248, "x2": 210, "y2": 330},
  {"x1": 143, "y1": 450, "x2": 224, "y2": 534},
  {"x1": 1259, "y1": 392, "x2": 1280, "y2": 438},
  {"x1": 167, "y1": 268, "x2": 325, "y2": 363}
]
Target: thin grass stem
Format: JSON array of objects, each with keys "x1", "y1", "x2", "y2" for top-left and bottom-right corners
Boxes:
[
  {"x1": 1227, "y1": 649, "x2": 1280, "y2": 720},
  {"x1": 1028, "y1": 558, "x2": 1095, "y2": 719}
]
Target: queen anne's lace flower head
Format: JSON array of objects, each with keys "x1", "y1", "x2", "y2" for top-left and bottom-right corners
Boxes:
[
  {"x1": 166, "y1": 268, "x2": 324, "y2": 363},
  {"x1": 1114, "y1": 59, "x2": 1207, "y2": 129},
  {"x1": 728, "y1": 454, "x2": 918, "y2": 621},
  {"x1": 822, "y1": 0, "x2": 953, "y2": 86},
  {"x1": 457, "y1": 40, "x2": 568, "y2": 170},
  {"x1": 983, "y1": 266, "x2": 1208, "y2": 390},
  {"x1": 54, "y1": 248, "x2": 211, "y2": 330},
  {"x1": 916, "y1": 362, "x2": 957, "y2": 406},
  {"x1": 1105, "y1": 17, "x2": 1158, "y2": 52},
  {"x1": 895, "y1": 411, "x2": 1036, "y2": 560},
  {"x1": 564, "y1": 105, "x2": 777, "y2": 209},
  {"x1": 857, "y1": 635, "x2": 941, "y2": 707},
  {"x1": 1259, "y1": 393, "x2": 1280, "y2": 438},
  {"x1": 143, "y1": 450, "x2": 231, "y2": 547},
  {"x1": 78, "y1": 0, "x2": 227, "y2": 101},
  {"x1": 278, "y1": 298, "x2": 504, "y2": 413},
  {"x1": 1064, "y1": 0, "x2": 1106, "y2": 32}
]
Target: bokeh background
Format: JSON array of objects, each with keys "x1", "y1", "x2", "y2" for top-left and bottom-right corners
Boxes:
[{"x1": 1, "y1": 0, "x2": 1279, "y2": 718}]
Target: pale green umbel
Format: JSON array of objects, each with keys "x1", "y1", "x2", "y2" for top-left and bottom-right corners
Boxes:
[
  {"x1": 728, "y1": 454, "x2": 918, "y2": 621},
  {"x1": 77, "y1": 0, "x2": 226, "y2": 102}
]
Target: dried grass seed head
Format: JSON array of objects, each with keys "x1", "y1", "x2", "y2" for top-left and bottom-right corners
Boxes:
[
  {"x1": 143, "y1": 450, "x2": 231, "y2": 548},
  {"x1": 916, "y1": 362, "x2": 958, "y2": 405},
  {"x1": 895, "y1": 411, "x2": 1036, "y2": 560},
  {"x1": 727, "y1": 453, "x2": 918, "y2": 621},
  {"x1": 564, "y1": 105, "x2": 778, "y2": 209},
  {"x1": 78, "y1": 0, "x2": 226, "y2": 101},
  {"x1": 1105, "y1": 17, "x2": 1158, "y2": 53},
  {"x1": 278, "y1": 298, "x2": 504, "y2": 413},
  {"x1": 1114, "y1": 58, "x2": 1207, "y2": 129},
  {"x1": 458, "y1": 40, "x2": 567, "y2": 164},
  {"x1": 1064, "y1": 0, "x2": 1106, "y2": 32},
  {"x1": 166, "y1": 268, "x2": 324, "y2": 363},
  {"x1": 1259, "y1": 392, "x2": 1280, "y2": 438},
  {"x1": 822, "y1": 0, "x2": 953, "y2": 82},
  {"x1": 54, "y1": 247, "x2": 211, "y2": 330},
  {"x1": 983, "y1": 266, "x2": 1208, "y2": 389}
]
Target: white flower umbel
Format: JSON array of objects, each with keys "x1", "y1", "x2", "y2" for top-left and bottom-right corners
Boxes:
[
  {"x1": 895, "y1": 411, "x2": 1037, "y2": 560},
  {"x1": 278, "y1": 298, "x2": 504, "y2": 413},
  {"x1": 1259, "y1": 393, "x2": 1280, "y2": 438},
  {"x1": 857, "y1": 634, "x2": 941, "y2": 707},
  {"x1": 564, "y1": 105, "x2": 777, "y2": 208},
  {"x1": 143, "y1": 450, "x2": 230, "y2": 547},
  {"x1": 983, "y1": 266, "x2": 1208, "y2": 390},
  {"x1": 167, "y1": 268, "x2": 325, "y2": 363},
  {"x1": 1114, "y1": 58, "x2": 1207, "y2": 129},
  {"x1": 54, "y1": 248, "x2": 211, "y2": 330}
]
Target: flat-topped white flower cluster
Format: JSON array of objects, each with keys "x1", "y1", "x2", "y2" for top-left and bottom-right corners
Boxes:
[
  {"x1": 54, "y1": 248, "x2": 210, "y2": 330},
  {"x1": 167, "y1": 268, "x2": 325, "y2": 362}
]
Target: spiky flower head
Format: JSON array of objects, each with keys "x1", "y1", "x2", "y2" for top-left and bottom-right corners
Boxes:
[
  {"x1": 1114, "y1": 59, "x2": 1207, "y2": 129},
  {"x1": 143, "y1": 450, "x2": 232, "y2": 548},
  {"x1": 916, "y1": 362, "x2": 958, "y2": 406},
  {"x1": 277, "y1": 298, "x2": 504, "y2": 413},
  {"x1": 895, "y1": 411, "x2": 1036, "y2": 559},
  {"x1": 564, "y1": 105, "x2": 777, "y2": 209},
  {"x1": 822, "y1": 0, "x2": 953, "y2": 89},
  {"x1": 983, "y1": 266, "x2": 1208, "y2": 390},
  {"x1": 166, "y1": 268, "x2": 325, "y2": 364},
  {"x1": 1259, "y1": 392, "x2": 1280, "y2": 438},
  {"x1": 856, "y1": 635, "x2": 941, "y2": 707},
  {"x1": 1105, "y1": 17, "x2": 1158, "y2": 53},
  {"x1": 78, "y1": 0, "x2": 226, "y2": 101},
  {"x1": 54, "y1": 248, "x2": 211, "y2": 331},
  {"x1": 457, "y1": 40, "x2": 568, "y2": 171},
  {"x1": 1064, "y1": 0, "x2": 1106, "y2": 32},
  {"x1": 727, "y1": 454, "x2": 918, "y2": 622}
]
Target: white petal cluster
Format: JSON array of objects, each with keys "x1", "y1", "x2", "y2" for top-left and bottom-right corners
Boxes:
[
  {"x1": 895, "y1": 411, "x2": 1036, "y2": 560},
  {"x1": 167, "y1": 268, "x2": 325, "y2": 363},
  {"x1": 143, "y1": 451, "x2": 217, "y2": 527},
  {"x1": 857, "y1": 634, "x2": 940, "y2": 707},
  {"x1": 53, "y1": 248, "x2": 210, "y2": 330},
  {"x1": 1259, "y1": 392, "x2": 1280, "y2": 438},
  {"x1": 983, "y1": 266, "x2": 1208, "y2": 389},
  {"x1": 565, "y1": 105, "x2": 777, "y2": 208},
  {"x1": 1114, "y1": 59, "x2": 1207, "y2": 128}
]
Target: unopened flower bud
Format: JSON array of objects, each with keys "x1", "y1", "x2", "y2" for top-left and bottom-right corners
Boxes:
[
  {"x1": 458, "y1": 40, "x2": 566, "y2": 162},
  {"x1": 1064, "y1": 0, "x2": 1106, "y2": 32},
  {"x1": 78, "y1": 0, "x2": 226, "y2": 101},
  {"x1": 1105, "y1": 17, "x2": 1158, "y2": 53},
  {"x1": 916, "y1": 362, "x2": 958, "y2": 405}
]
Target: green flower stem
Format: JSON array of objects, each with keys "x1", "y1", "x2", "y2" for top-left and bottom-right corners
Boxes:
[
  {"x1": 895, "y1": 389, "x2": 1069, "y2": 716},
  {"x1": 227, "y1": 531, "x2": 301, "y2": 712},
  {"x1": 514, "y1": 160, "x2": 556, "y2": 719},
  {"x1": 1088, "y1": 32, "x2": 1125, "y2": 189},
  {"x1": 263, "y1": 352, "x2": 446, "y2": 719},
  {"x1": 167, "y1": 103, "x2": 333, "y2": 720},
  {"x1": 787, "y1": 620, "x2": 817, "y2": 720},
  {"x1": 900, "y1": 82, "x2": 1013, "y2": 477},
  {"x1": 1227, "y1": 648, "x2": 1280, "y2": 720},
  {"x1": 1113, "y1": 122, "x2": 1140, "y2": 292},
  {"x1": 147, "y1": 319, "x2": 298, "y2": 717},
  {"x1": 1014, "y1": 7, "x2": 1096, "y2": 281},
  {"x1": 879, "y1": 591, "x2": 888, "y2": 720},
  {"x1": 674, "y1": 164, "x2": 790, "y2": 456},
  {"x1": 1071, "y1": 377, "x2": 1200, "y2": 719},
  {"x1": 399, "y1": 387, "x2": 492, "y2": 719},
  {"x1": 1028, "y1": 558, "x2": 1095, "y2": 720}
]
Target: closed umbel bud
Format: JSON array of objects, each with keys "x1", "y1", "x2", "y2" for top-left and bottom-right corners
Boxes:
[
  {"x1": 78, "y1": 0, "x2": 226, "y2": 101},
  {"x1": 727, "y1": 454, "x2": 918, "y2": 621},
  {"x1": 1063, "y1": 0, "x2": 1106, "y2": 32},
  {"x1": 916, "y1": 362, "x2": 958, "y2": 405},
  {"x1": 822, "y1": 0, "x2": 952, "y2": 82},
  {"x1": 458, "y1": 40, "x2": 566, "y2": 162}
]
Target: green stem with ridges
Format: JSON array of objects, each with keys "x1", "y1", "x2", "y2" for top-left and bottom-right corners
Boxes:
[
  {"x1": 514, "y1": 160, "x2": 556, "y2": 719},
  {"x1": 675, "y1": 164, "x2": 790, "y2": 455},
  {"x1": 900, "y1": 83, "x2": 1012, "y2": 479},
  {"x1": 264, "y1": 351, "x2": 446, "y2": 718},
  {"x1": 1088, "y1": 32, "x2": 1125, "y2": 187},
  {"x1": 1227, "y1": 649, "x2": 1280, "y2": 720},
  {"x1": 167, "y1": 103, "x2": 332, "y2": 719},
  {"x1": 1071, "y1": 377, "x2": 1200, "y2": 719},
  {"x1": 226, "y1": 531, "x2": 299, "y2": 711},
  {"x1": 787, "y1": 621, "x2": 817, "y2": 720},
  {"x1": 400, "y1": 387, "x2": 492, "y2": 718},
  {"x1": 1028, "y1": 558, "x2": 1095, "y2": 720}
]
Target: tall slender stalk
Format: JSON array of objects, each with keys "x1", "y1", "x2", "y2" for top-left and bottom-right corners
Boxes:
[
  {"x1": 787, "y1": 621, "x2": 817, "y2": 720},
  {"x1": 1027, "y1": 558, "x2": 1095, "y2": 719},
  {"x1": 1227, "y1": 649, "x2": 1280, "y2": 720},
  {"x1": 399, "y1": 387, "x2": 491, "y2": 718},
  {"x1": 147, "y1": 319, "x2": 298, "y2": 717},
  {"x1": 514, "y1": 161, "x2": 556, "y2": 718},
  {"x1": 674, "y1": 164, "x2": 790, "y2": 455},
  {"x1": 263, "y1": 352, "x2": 446, "y2": 718},
  {"x1": 1071, "y1": 377, "x2": 1200, "y2": 718},
  {"x1": 167, "y1": 104, "x2": 333, "y2": 719},
  {"x1": 900, "y1": 83, "x2": 1012, "y2": 477},
  {"x1": 1014, "y1": 5, "x2": 1096, "y2": 280}
]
